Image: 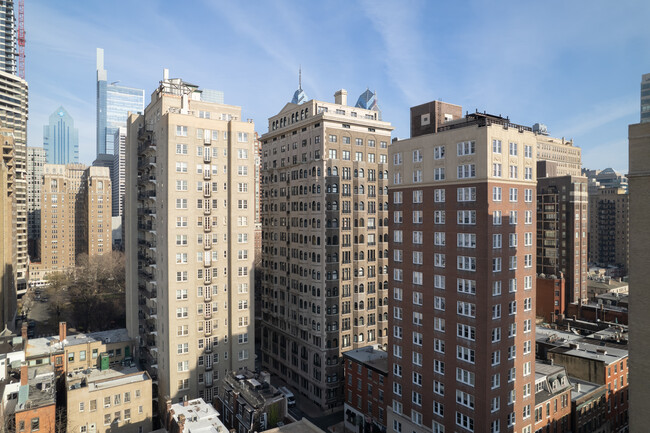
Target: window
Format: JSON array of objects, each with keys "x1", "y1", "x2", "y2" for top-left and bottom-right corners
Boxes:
[
  {"x1": 492, "y1": 139, "x2": 502, "y2": 153},
  {"x1": 457, "y1": 256, "x2": 476, "y2": 271},
  {"x1": 509, "y1": 165, "x2": 518, "y2": 179},
  {"x1": 434, "y1": 232, "x2": 446, "y2": 246},
  {"x1": 493, "y1": 187, "x2": 502, "y2": 201},
  {"x1": 434, "y1": 296, "x2": 445, "y2": 311},
  {"x1": 457, "y1": 323, "x2": 475, "y2": 341},
  {"x1": 457, "y1": 141, "x2": 476, "y2": 156},
  {"x1": 509, "y1": 188, "x2": 518, "y2": 202},
  {"x1": 434, "y1": 167, "x2": 445, "y2": 181},
  {"x1": 456, "y1": 368, "x2": 475, "y2": 387},
  {"x1": 457, "y1": 301, "x2": 476, "y2": 318},
  {"x1": 524, "y1": 144, "x2": 532, "y2": 158},
  {"x1": 413, "y1": 231, "x2": 423, "y2": 244},
  {"x1": 493, "y1": 163, "x2": 502, "y2": 177},
  {"x1": 509, "y1": 142, "x2": 518, "y2": 156},
  {"x1": 413, "y1": 190, "x2": 423, "y2": 203},
  {"x1": 493, "y1": 211, "x2": 502, "y2": 225},
  {"x1": 393, "y1": 153, "x2": 402, "y2": 165},
  {"x1": 492, "y1": 304, "x2": 501, "y2": 319},
  {"x1": 457, "y1": 278, "x2": 476, "y2": 294},
  {"x1": 492, "y1": 257, "x2": 502, "y2": 272},
  {"x1": 393, "y1": 191, "x2": 403, "y2": 204},
  {"x1": 457, "y1": 187, "x2": 476, "y2": 202},
  {"x1": 176, "y1": 143, "x2": 188, "y2": 154},
  {"x1": 456, "y1": 390, "x2": 475, "y2": 409},
  {"x1": 492, "y1": 327, "x2": 501, "y2": 342},
  {"x1": 493, "y1": 234, "x2": 502, "y2": 249},
  {"x1": 524, "y1": 188, "x2": 533, "y2": 202},
  {"x1": 434, "y1": 146, "x2": 445, "y2": 159},
  {"x1": 434, "y1": 210, "x2": 445, "y2": 224},
  {"x1": 457, "y1": 233, "x2": 476, "y2": 248},
  {"x1": 457, "y1": 164, "x2": 476, "y2": 179},
  {"x1": 434, "y1": 253, "x2": 446, "y2": 268},
  {"x1": 176, "y1": 125, "x2": 188, "y2": 136},
  {"x1": 525, "y1": 210, "x2": 532, "y2": 224},
  {"x1": 176, "y1": 162, "x2": 188, "y2": 173},
  {"x1": 525, "y1": 167, "x2": 533, "y2": 180},
  {"x1": 413, "y1": 149, "x2": 423, "y2": 162},
  {"x1": 510, "y1": 210, "x2": 518, "y2": 224},
  {"x1": 493, "y1": 281, "x2": 502, "y2": 296},
  {"x1": 457, "y1": 210, "x2": 476, "y2": 225}
]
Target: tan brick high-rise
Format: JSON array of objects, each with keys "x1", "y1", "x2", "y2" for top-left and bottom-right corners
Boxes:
[
  {"x1": 39, "y1": 164, "x2": 111, "y2": 275},
  {"x1": 125, "y1": 70, "x2": 255, "y2": 409},
  {"x1": 1, "y1": 128, "x2": 16, "y2": 330},
  {"x1": 388, "y1": 108, "x2": 537, "y2": 433},
  {"x1": 260, "y1": 88, "x2": 393, "y2": 408}
]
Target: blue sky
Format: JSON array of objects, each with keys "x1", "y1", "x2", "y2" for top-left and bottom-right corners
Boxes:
[{"x1": 26, "y1": 0, "x2": 650, "y2": 172}]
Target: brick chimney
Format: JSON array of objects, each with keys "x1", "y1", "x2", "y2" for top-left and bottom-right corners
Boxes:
[
  {"x1": 183, "y1": 395, "x2": 188, "y2": 407},
  {"x1": 177, "y1": 414, "x2": 186, "y2": 433},
  {"x1": 59, "y1": 322, "x2": 67, "y2": 342},
  {"x1": 21, "y1": 322, "x2": 27, "y2": 343},
  {"x1": 20, "y1": 364, "x2": 28, "y2": 386}
]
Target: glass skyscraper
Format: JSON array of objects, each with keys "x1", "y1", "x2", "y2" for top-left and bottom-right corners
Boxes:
[
  {"x1": 43, "y1": 106, "x2": 78, "y2": 164},
  {"x1": 642, "y1": 73, "x2": 650, "y2": 123},
  {"x1": 96, "y1": 48, "x2": 144, "y2": 157}
]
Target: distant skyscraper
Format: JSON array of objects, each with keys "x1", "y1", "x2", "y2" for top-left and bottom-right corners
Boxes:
[
  {"x1": 641, "y1": 73, "x2": 650, "y2": 123},
  {"x1": 96, "y1": 48, "x2": 144, "y2": 158},
  {"x1": 0, "y1": 1, "x2": 16, "y2": 75},
  {"x1": 27, "y1": 146, "x2": 45, "y2": 259},
  {"x1": 43, "y1": 106, "x2": 78, "y2": 164}
]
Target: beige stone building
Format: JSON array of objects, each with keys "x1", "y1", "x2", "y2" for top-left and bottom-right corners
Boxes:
[
  {"x1": 39, "y1": 164, "x2": 111, "y2": 275},
  {"x1": 66, "y1": 366, "x2": 152, "y2": 433},
  {"x1": 535, "y1": 134, "x2": 581, "y2": 177},
  {"x1": 0, "y1": 70, "x2": 29, "y2": 294},
  {"x1": 1, "y1": 129, "x2": 16, "y2": 329},
  {"x1": 627, "y1": 121, "x2": 650, "y2": 431},
  {"x1": 387, "y1": 110, "x2": 537, "y2": 433},
  {"x1": 260, "y1": 88, "x2": 393, "y2": 408},
  {"x1": 125, "y1": 70, "x2": 256, "y2": 409}
]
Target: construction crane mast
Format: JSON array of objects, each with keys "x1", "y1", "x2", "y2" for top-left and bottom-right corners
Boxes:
[{"x1": 17, "y1": 0, "x2": 24, "y2": 79}]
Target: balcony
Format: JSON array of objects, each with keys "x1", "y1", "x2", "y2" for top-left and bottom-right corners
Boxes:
[
  {"x1": 203, "y1": 170, "x2": 211, "y2": 180},
  {"x1": 204, "y1": 153, "x2": 211, "y2": 163}
]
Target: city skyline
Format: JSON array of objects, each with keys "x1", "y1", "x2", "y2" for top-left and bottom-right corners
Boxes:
[{"x1": 24, "y1": 1, "x2": 650, "y2": 172}]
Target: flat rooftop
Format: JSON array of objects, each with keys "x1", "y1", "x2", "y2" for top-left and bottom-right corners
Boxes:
[
  {"x1": 262, "y1": 418, "x2": 325, "y2": 433},
  {"x1": 27, "y1": 328, "x2": 131, "y2": 358},
  {"x1": 170, "y1": 398, "x2": 227, "y2": 433},
  {"x1": 550, "y1": 341, "x2": 628, "y2": 365},
  {"x1": 570, "y1": 377, "x2": 606, "y2": 402},
  {"x1": 342, "y1": 345, "x2": 388, "y2": 374},
  {"x1": 17, "y1": 364, "x2": 56, "y2": 411},
  {"x1": 67, "y1": 366, "x2": 149, "y2": 392},
  {"x1": 535, "y1": 327, "x2": 583, "y2": 346}
]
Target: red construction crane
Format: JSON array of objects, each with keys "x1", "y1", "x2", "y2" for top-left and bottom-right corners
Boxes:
[{"x1": 17, "y1": 0, "x2": 24, "y2": 79}]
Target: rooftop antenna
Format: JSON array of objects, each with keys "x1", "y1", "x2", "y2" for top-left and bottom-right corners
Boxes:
[{"x1": 299, "y1": 66, "x2": 302, "y2": 91}]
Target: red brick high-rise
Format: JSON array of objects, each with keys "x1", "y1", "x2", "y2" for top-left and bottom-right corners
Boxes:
[{"x1": 387, "y1": 107, "x2": 537, "y2": 433}]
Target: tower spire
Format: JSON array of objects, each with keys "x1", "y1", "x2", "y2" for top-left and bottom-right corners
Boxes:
[{"x1": 299, "y1": 66, "x2": 302, "y2": 91}]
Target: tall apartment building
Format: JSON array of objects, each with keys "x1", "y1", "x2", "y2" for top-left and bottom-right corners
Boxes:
[
  {"x1": 587, "y1": 186, "x2": 629, "y2": 274},
  {"x1": 112, "y1": 126, "x2": 126, "y2": 218},
  {"x1": 535, "y1": 132, "x2": 581, "y2": 177},
  {"x1": 1, "y1": 129, "x2": 16, "y2": 330},
  {"x1": 536, "y1": 162, "x2": 588, "y2": 306},
  {"x1": 641, "y1": 73, "x2": 650, "y2": 123},
  {"x1": 27, "y1": 146, "x2": 45, "y2": 259},
  {"x1": 0, "y1": 70, "x2": 28, "y2": 293},
  {"x1": 0, "y1": 0, "x2": 16, "y2": 75},
  {"x1": 627, "y1": 120, "x2": 650, "y2": 431},
  {"x1": 42, "y1": 106, "x2": 79, "y2": 164},
  {"x1": 259, "y1": 88, "x2": 393, "y2": 408},
  {"x1": 39, "y1": 164, "x2": 111, "y2": 275},
  {"x1": 387, "y1": 109, "x2": 537, "y2": 433},
  {"x1": 125, "y1": 70, "x2": 256, "y2": 410}
]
